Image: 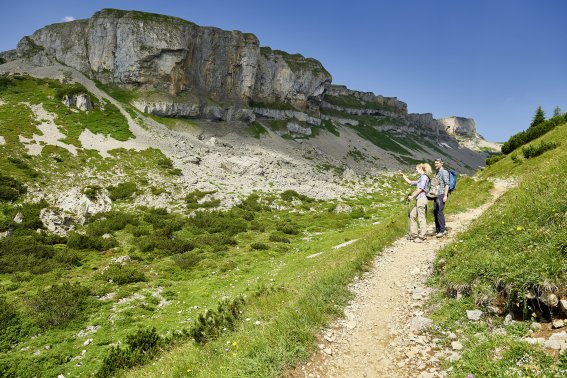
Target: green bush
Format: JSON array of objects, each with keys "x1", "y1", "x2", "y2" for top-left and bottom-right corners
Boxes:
[
  {"x1": 251, "y1": 242, "x2": 269, "y2": 250},
  {"x1": 137, "y1": 235, "x2": 194, "y2": 255},
  {"x1": 107, "y1": 182, "x2": 138, "y2": 201},
  {"x1": 185, "y1": 190, "x2": 220, "y2": 209},
  {"x1": 502, "y1": 113, "x2": 567, "y2": 154},
  {"x1": 172, "y1": 251, "x2": 202, "y2": 270},
  {"x1": 0, "y1": 235, "x2": 56, "y2": 274},
  {"x1": 67, "y1": 232, "x2": 118, "y2": 251},
  {"x1": 0, "y1": 175, "x2": 27, "y2": 202},
  {"x1": 280, "y1": 189, "x2": 314, "y2": 203},
  {"x1": 87, "y1": 211, "x2": 139, "y2": 237},
  {"x1": 53, "y1": 249, "x2": 82, "y2": 266},
  {"x1": 26, "y1": 282, "x2": 92, "y2": 328},
  {"x1": 100, "y1": 264, "x2": 146, "y2": 285},
  {"x1": 96, "y1": 327, "x2": 162, "y2": 378},
  {"x1": 237, "y1": 192, "x2": 269, "y2": 212},
  {"x1": 2, "y1": 201, "x2": 46, "y2": 231},
  {"x1": 156, "y1": 158, "x2": 174, "y2": 170},
  {"x1": 485, "y1": 153, "x2": 505, "y2": 166},
  {"x1": 0, "y1": 296, "x2": 23, "y2": 352},
  {"x1": 189, "y1": 210, "x2": 248, "y2": 236},
  {"x1": 192, "y1": 233, "x2": 237, "y2": 251},
  {"x1": 83, "y1": 185, "x2": 102, "y2": 201},
  {"x1": 276, "y1": 223, "x2": 300, "y2": 235},
  {"x1": 189, "y1": 297, "x2": 245, "y2": 344},
  {"x1": 54, "y1": 83, "x2": 88, "y2": 100},
  {"x1": 521, "y1": 141, "x2": 559, "y2": 159},
  {"x1": 269, "y1": 233, "x2": 291, "y2": 243}
]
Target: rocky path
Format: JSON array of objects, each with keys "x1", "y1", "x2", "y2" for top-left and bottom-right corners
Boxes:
[{"x1": 289, "y1": 181, "x2": 511, "y2": 378}]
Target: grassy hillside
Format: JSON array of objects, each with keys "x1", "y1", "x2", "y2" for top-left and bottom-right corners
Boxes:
[
  {"x1": 0, "y1": 74, "x2": 435, "y2": 377},
  {"x1": 429, "y1": 118, "x2": 567, "y2": 376}
]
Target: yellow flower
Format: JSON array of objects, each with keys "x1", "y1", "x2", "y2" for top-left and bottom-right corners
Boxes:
[{"x1": 516, "y1": 226, "x2": 524, "y2": 231}]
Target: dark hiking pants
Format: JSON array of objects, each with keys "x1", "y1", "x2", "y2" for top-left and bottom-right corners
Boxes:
[{"x1": 433, "y1": 195, "x2": 446, "y2": 233}]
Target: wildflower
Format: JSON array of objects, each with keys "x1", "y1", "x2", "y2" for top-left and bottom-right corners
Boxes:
[{"x1": 516, "y1": 226, "x2": 524, "y2": 231}]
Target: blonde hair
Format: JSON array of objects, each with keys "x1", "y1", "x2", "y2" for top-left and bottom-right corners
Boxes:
[{"x1": 415, "y1": 163, "x2": 432, "y2": 174}]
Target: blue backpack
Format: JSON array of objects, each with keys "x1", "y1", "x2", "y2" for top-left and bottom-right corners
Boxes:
[{"x1": 448, "y1": 170, "x2": 457, "y2": 192}]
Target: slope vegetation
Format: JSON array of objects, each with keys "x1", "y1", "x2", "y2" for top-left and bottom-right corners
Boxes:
[{"x1": 429, "y1": 118, "x2": 566, "y2": 376}]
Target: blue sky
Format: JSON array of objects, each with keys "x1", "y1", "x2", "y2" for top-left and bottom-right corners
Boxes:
[{"x1": 1, "y1": 1, "x2": 566, "y2": 142}]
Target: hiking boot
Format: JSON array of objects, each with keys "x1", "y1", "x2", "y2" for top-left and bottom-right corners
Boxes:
[
  {"x1": 436, "y1": 231, "x2": 447, "y2": 238},
  {"x1": 414, "y1": 236, "x2": 426, "y2": 243},
  {"x1": 406, "y1": 234, "x2": 416, "y2": 241}
]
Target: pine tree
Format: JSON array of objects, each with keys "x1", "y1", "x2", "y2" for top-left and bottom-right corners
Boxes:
[
  {"x1": 529, "y1": 106, "x2": 545, "y2": 128},
  {"x1": 553, "y1": 106, "x2": 562, "y2": 117}
]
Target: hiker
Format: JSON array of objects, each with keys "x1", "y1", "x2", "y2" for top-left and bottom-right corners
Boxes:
[
  {"x1": 433, "y1": 158, "x2": 450, "y2": 238},
  {"x1": 399, "y1": 163, "x2": 432, "y2": 242}
]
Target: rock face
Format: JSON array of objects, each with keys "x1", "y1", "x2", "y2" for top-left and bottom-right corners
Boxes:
[
  {"x1": 63, "y1": 93, "x2": 93, "y2": 111},
  {"x1": 11, "y1": 9, "x2": 331, "y2": 115},
  {"x1": 438, "y1": 116, "x2": 477, "y2": 137}
]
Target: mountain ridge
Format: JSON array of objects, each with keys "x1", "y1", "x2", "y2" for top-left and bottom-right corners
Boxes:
[{"x1": 0, "y1": 8, "x2": 497, "y2": 158}]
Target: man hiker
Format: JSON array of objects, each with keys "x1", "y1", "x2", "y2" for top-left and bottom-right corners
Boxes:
[
  {"x1": 433, "y1": 158, "x2": 450, "y2": 238},
  {"x1": 399, "y1": 163, "x2": 432, "y2": 243}
]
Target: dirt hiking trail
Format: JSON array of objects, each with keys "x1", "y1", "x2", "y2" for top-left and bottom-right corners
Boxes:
[{"x1": 289, "y1": 180, "x2": 512, "y2": 378}]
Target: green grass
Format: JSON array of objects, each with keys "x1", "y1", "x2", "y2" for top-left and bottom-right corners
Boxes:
[
  {"x1": 324, "y1": 94, "x2": 401, "y2": 114},
  {"x1": 249, "y1": 121, "x2": 268, "y2": 138},
  {"x1": 427, "y1": 120, "x2": 567, "y2": 376},
  {"x1": 0, "y1": 75, "x2": 133, "y2": 145}
]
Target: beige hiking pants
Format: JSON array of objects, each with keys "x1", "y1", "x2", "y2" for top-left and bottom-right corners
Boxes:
[{"x1": 410, "y1": 196, "x2": 428, "y2": 238}]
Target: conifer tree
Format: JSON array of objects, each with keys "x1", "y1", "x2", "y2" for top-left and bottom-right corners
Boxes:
[
  {"x1": 529, "y1": 106, "x2": 545, "y2": 128},
  {"x1": 553, "y1": 106, "x2": 562, "y2": 117}
]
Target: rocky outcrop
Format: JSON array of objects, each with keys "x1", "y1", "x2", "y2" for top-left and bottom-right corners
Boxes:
[
  {"x1": 406, "y1": 113, "x2": 440, "y2": 133},
  {"x1": 10, "y1": 9, "x2": 331, "y2": 117},
  {"x1": 63, "y1": 93, "x2": 93, "y2": 111},
  {"x1": 438, "y1": 116, "x2": 476, "y2": 137},
  {"x1": 325, "y1": 85, "x2": 407, "y2": 115},
  {"x1": 132, "y1": 100, "x2": 256, "y2": 122}
]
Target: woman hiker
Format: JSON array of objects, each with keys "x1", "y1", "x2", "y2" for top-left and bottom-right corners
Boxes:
[{"x1": 399, "y1": 163, "x2": 432, "y2": 243}]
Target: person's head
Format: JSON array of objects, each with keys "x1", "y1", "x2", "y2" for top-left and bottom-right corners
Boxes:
[
  {"x1": 434, "y1": 158, "x2": 444, "y2": 170},
  {"x1": 415, "y1": 163, "x2": 432, "y2": 174}
]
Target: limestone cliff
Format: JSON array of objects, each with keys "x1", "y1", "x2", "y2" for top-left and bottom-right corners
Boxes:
[{"x1": 7, "y1": 9, "x2": 331, "y2": 114}]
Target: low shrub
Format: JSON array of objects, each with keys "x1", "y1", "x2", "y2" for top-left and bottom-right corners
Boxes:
[
  {"x1": 53, "y1": 249, "x2": 82, "y2": 266},
  {"x1": 96, "y1": 327, "x2": 162, "y2": 378},
  {"x1": 192, "y1": 233, "x2": 237, "y2": 251},
  {"x1": 100, "y1": 264, "x2": 146, "y2": 285},
  {"x1": 26, "y1": 282, "x2": 92, "y2": 328},
  {"x1": 107, "y1": 182, "x2": 138, "y2": 201},
  {"x1": 521, "y1": 141, "x2": 559, "y2": 159},
  {"x1": 0, "y1": 235, "x2": 56, "y2": 274},
  {"x1": 67, "y1": 232, "x2": 118, "y2": 251},
  {"x1": 0, "y1": 174, "x2": 27, "y2": 201},
  {"x1": 280, "y1": 189, "x2": 314, "y2": 203},
  {"x1": 87, "y1": 211, "x2": 139, "y2": 237},
  {"x1": 137, "y1": 235, "x2": 194, "y2": 255},
  {"x1": 55, "y1": 83, "x2": 88, "y2": 100},
  {"x1": 269, "y1": 233, "x2": 291, "y2": 243},
  {"x1": 276, "y1": 223, "x2": 300, "y2": 235},
  {"x1": 172, "y1": 251, "x2": 202, "y2": 270},
  {"x1": 83, "y1": 185, "x2": 102, "y2": 201},
  {"x1": 156, "y1": 158, "x2": 174, "y2": 170},
  {"x1": 189, "y1": 297, "x2": 245, "y2": 344},
  {"x1": 485, "y1": 153, "x2": 505, "y2": 166},
  {"x1": 3, "y1": 201, "x2": 46, "y2": 231},
  {"x1": 251, "y1": 242, "x2": 269, "y2": 250},
  {"x1": 502, "y1": 113, "x2": 567, "y2": 154},
  {"x1": 189, "y1": 210, "x2": 248, "y2": 236},
  {"x1": 237, "y1": 192, "x2": 270, "y2": 212},
  {"x1": 0, "y1": 296, "x2": 23, "y2": 352},
  {"x1": 143, "y1": 208, "x2": 185, "y2": 231},
  {"x1": 186, "y1": 190, "x2": 220, "y2": 210}
]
